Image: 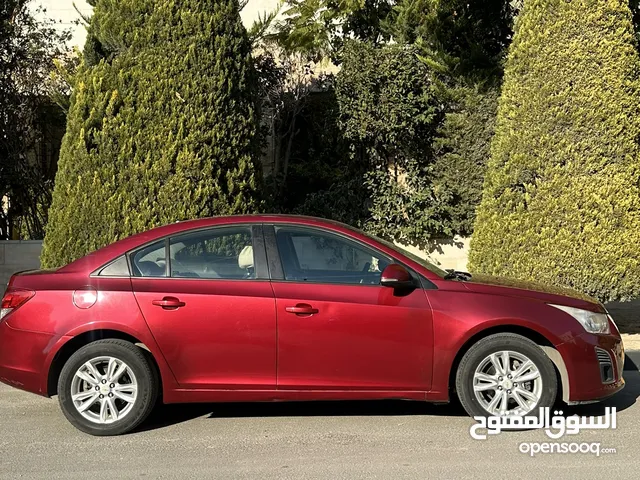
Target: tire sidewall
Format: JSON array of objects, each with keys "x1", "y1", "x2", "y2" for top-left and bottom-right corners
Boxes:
[
  {"x1": 58, "y1": 340, "x2": 156, "y2": 436},
  {"x1": 456, "y1": 334, "x2": 558, "y2": 418}
]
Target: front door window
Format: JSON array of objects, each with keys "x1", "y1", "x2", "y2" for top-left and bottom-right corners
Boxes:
[{"x1": 275, "y1": 227, "x2": 392, "y2": 285}]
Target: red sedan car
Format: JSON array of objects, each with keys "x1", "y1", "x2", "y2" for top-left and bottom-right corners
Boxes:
[{"x1": 0, "y1": 215, "x2": 625, "y2": 435}]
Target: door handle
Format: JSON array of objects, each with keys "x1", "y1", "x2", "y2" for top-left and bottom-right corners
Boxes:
[
  {"x1": 285, "y1": 304, "x2": 318, "y2": 315},
  {"x1": 152, "y1": 297, "x2": 185, "y2": 309}
]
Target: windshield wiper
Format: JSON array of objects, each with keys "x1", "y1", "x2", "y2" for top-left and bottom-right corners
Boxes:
[{"x1": 444, "y1": 269, "x2": 473, "y2": 281}]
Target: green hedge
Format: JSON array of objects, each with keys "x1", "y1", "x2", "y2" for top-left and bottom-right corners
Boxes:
[
  {"x1": 432, "y1": 84, "x2": 499, "y2": 236},
  {"x1": 41, "y1": 0, "x2": 261, "y2": 268},
  {"x1": 469, "y1": 0, "x2": 640, "y2": 302}
]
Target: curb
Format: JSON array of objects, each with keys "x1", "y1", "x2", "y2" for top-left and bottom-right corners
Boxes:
[
  {"x1": 621, "y1": 333, "x2": 640, "y2": 351},
  {"x1": 624, "y1": 350, "x2": 640, "y2": 371},
  {"x1": 622, "y1": 334, "x2": 640, "y2": 371}
]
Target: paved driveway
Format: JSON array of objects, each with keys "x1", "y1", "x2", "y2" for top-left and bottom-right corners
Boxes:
[{"x1": 1, "y1": 361, "x2": 639, "y2": 480}]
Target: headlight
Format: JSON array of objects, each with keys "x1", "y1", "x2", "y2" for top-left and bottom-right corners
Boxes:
[{"x1": 549, "y1": 304, "x2": 610, "y2": 334}]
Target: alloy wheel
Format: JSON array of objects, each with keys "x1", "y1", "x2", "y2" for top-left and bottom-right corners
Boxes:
[
  {"x1": 70, "y1": 356, "x2": 138, "y2": 424},
  {"x1": 472, "y1": 350, "x2": 543, "y2": 416}
]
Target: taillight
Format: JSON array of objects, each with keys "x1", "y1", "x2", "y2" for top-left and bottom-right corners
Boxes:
[{"x1": 1, "y1": 289, "x2": 35, "y2": 320}]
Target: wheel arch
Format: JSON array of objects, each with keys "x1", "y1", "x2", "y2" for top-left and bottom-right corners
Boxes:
[
  {"x1": 447, "y1": 324, "x2": 568, "y2": 403},
  {"x1": 47, "y1": 329, "x2": 163, "y2": 397}
]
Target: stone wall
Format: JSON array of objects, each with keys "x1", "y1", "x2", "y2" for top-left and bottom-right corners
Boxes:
[{"x1": 0, "y1": 241, "x2": 43, "y2": 289}]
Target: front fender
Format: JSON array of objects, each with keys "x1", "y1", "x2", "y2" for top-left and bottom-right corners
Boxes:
[{"x1": 425, "y1": 289, "x2": 578, "y2": 402}]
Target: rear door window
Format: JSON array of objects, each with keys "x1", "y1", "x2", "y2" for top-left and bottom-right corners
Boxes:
[
  {"x1": 169, "y1": 227, "x2": 255, "y2": 279},
  {"x1": 131, "y1": 241, "x2": 167, "y2": 277}
]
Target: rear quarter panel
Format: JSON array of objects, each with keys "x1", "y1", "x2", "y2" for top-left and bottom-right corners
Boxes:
[{"x1": 5, "y1": 274, "x2": 178, "y2": 396}]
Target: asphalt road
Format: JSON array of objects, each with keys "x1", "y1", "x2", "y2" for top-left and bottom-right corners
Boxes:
[{"x1": 1, "y1": 360, "x2": 640, "y2": 480}]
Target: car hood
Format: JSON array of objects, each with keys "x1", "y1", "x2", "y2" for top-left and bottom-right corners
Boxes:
[{"x1": 461, "y1": 273, "x2": 604, "y2": 312}]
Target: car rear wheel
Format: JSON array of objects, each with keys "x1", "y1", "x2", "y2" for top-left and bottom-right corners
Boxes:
[
  {"x1": 57, "y1": 339, "x2": 158, "y2": 435},
  {"x1": 456, "y1": 333, "x2": 558, "y2": 417}
]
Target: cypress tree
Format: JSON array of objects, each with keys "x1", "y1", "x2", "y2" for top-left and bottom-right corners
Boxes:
[
  {"x1": 469, "y1": 0, "x2": 640, "y2": 301},
  {"x1": 41, "y1": 0, "x2": 261, "y2": 268}
]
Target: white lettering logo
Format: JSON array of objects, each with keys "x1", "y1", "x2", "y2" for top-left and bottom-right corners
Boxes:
[{"x1": 469, "y1": 407, "x2": 617, "y2": 440}]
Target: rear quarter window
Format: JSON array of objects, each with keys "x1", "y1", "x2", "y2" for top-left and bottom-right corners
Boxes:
[{"x1": 98, "y1": 256, "x2": 130, "y2": 277}]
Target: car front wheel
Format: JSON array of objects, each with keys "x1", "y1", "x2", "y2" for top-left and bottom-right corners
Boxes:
[
  {"x1": 57, "y1": 339, "x2": 158, "y2": 435},
  {"x1": 456, "y1": 333, "x2": 558, "y2": 417}
]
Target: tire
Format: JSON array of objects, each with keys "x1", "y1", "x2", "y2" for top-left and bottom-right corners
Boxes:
[
  {"x1": 57, "y1": 339, "x2": 159, "y2": 436},
  {"x1": 455, "y1": 333, "x2": 557, "y2": 418}
]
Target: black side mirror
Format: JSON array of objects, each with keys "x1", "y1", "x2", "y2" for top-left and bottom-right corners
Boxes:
[{"x1": 380, "y1": 264, "x2": 416, "y2": 289}]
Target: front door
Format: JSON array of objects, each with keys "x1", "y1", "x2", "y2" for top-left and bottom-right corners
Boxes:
[
  {"x1": 269, "y1": 225, "x2": 433, "y2": 391},
  {"x1": 131, "y1": 225, "x2": 276, "y2": 389}
]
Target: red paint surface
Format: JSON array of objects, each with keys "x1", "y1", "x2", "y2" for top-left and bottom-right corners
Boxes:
[{"x1": 0, "y1": 215, "x2": 624, "y2": 406}]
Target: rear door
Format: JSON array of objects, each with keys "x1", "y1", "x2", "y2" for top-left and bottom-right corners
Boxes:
[
  {"x1": 131, "y1": 224, "x2": 276, "y2": 389},
  {"x1": 267, "y1": 224, "x2": 433, "y2": 391}
]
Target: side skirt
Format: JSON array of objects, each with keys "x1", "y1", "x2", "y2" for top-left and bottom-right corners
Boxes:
[{"x1": 163, "y1": 389, "x2": 429, "y2": 404}]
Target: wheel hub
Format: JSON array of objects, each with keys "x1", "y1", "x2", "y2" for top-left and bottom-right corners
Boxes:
[{"x1": 500, "y1": 378, "x2": 513, "y2": 390}]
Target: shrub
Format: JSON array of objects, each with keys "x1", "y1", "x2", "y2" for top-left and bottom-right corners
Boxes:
[
  {"x1": 254, "y1": 48, "x2": 370, "y2": 227},
  {"x1": 469, "y1": 0, "x2": 640, "y2": 301},
  {"x1": 41, "y1": 0, "x2": 261, "y2": 268},
  {"x1": 390, "y1": 0, "x2": 514, "y2": 78},
  {"x1": 431, "y1": 84, "x2": 499, "y2": 236},
  {"x1": 276, "y1": 90, "x2": 363, "y2": 222},
  {"x1": 335, "y1": 40, "x2": 446, "y2": 248}
]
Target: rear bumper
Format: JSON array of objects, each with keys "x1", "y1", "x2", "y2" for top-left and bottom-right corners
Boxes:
[
  {"x1": 559, "y1": 332, "x2": 625, "y2": 403},
  {"x1": 0, "y1": 321, "x2": 55, "y2": 397}
]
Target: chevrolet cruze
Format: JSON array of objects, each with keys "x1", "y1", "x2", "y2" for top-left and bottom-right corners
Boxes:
[{"x1": 0, "y1": 215, "x2": 625, "y2": 435}]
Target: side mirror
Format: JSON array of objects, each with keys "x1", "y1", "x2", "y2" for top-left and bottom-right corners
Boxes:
[{"x1": 380, "y1": 264, "x2": 416, "y2": 289}]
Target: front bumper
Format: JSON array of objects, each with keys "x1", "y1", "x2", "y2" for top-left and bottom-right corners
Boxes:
[{"x1": 558, "y1": 331, "x2": 625, "y2": 403}]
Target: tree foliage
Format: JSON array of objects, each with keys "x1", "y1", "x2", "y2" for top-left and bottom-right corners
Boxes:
[
  {"x1": 41, "y1": 0, "x2": 261, "y2": 268},
  {"x1": 284, "y1": 89, "x2": 364, "y2": 224},
  {"x1": 630, "y1": 0, "x2": 640, "y2": 44},
  {"x1": 431, "y1": 84, "x2": 499, "y2": 236},
  {"x1": 470, "y1": 0, "x2": 640, "y2": 301},
  {"x1": 0, "y1": 1, "x2": 70, "y2": 239},
  {"x1": 262, "y1": 0, "x2": 515, "y2": 243},
  {"x1": 386, "y1": 1, "x2": 514, "y2": 241},
  {"x1": 255, "y1": 49, "x2": 334, "y2": 194},
  {"x1": 390, "y1": 0, "x2": 514, "y2": 79},
  {"x1": 335, "y1": 41, "x2": 446, "y2": 247},
  {"x1": 269, "y1": 0, "x2": 394, "y2": 61}
]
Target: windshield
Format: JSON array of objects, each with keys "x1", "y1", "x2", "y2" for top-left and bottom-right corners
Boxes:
[{"x1": 338, "y1": 223, "x2": 448, "y2": 278}]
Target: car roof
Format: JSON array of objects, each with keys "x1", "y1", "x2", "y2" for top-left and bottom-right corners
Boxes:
[{"x1": 57, "y1": 215, "x2": 369, "y2": 274}]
